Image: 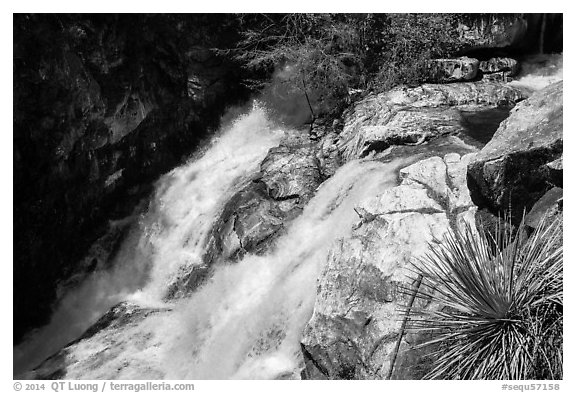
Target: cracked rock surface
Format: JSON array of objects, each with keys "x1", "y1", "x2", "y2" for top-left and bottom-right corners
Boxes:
[
  {"x1": 338, "y1": 82, "x2": 525, "y2": 161},
  {"x1": 300, "y1": 153, "x2": 477, "y2": 380}
]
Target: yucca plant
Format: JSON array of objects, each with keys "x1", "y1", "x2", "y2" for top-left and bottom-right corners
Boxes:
[{"x1": 405, "y1": 215, "x2": 563, "y2": 379}]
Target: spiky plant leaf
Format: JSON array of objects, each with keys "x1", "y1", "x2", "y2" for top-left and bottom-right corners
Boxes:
[{"x1": 405, "y1": 215, "x2": 563, "y2": 380}]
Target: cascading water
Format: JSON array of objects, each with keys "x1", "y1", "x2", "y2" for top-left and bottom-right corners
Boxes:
[
  {"x1": 14, "y1": 54, "x2": 562, "y2": 379},
  {"x1": 509, "y1": 53, "x2": 563, "y2": 92},
  {"x1": 34, "y1": 156, "x2": 417, "y2": 380},
  {"x1": 158, "y1": 158, "x2": 417, "y2": 380},
  {"x1": 14, "y1": 96, "x2": 420, "y2": 379},
  {"x1": 14, "y1": 102, "x2": 284, "y2": 376}
]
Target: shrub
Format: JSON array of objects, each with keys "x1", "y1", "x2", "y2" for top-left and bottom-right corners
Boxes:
[
  {"x1": 371, "y1": 13, "x2": 465, "y2": 90},
  {"x1": 230, "y1": 13, "x2": 470, "y2": 114},
  {"x1": 406, "y1": 216, "x2": 563, "y2": 379},
  {"x1": 230, "y1": 14, "x2": 381, "y2": 120}
]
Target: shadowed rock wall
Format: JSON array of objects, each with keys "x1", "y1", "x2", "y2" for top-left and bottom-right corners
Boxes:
[{"x1": 13, "y1": 14, "x2": 249, "y2": 344}]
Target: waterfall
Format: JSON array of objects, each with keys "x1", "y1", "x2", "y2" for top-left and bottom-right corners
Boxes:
[
  {"x1": 158, "y1": 157, "x2": 416, "y2": 379},
  {"x1": 14, "y1": 96, "x2": 421, "y2": 379},
  {"x1": 14, "y1": 102, "x2": 284, "y2": 376},
  {"x1": 56, "y1": 156, "x2": 416, "y2": 380},
  {"x1": 509, "y1": 53, "x2": 563, "y2": 92},
  {"x1": 14, "y1": 49, "x2": 563, "y2": 380}
]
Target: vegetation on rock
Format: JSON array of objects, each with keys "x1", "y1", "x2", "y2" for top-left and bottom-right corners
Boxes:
[
  {"x1": 231, "y1": 14, "x2": 470, "y2": 119},
  {"x1": 407, "y1": 215, "x2": 562, "y2": 379}
]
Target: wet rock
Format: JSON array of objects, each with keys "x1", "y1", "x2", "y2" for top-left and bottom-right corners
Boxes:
[
  {"x1": 479, "y1": 57, "x2": 519, "y2": 75},
  {"x1": 224, "y1": 137, "x2": 322, "y2": 256},
  {"x1": 338, "y1": 82, "x2": 526, "y2": 161},
  {"x1": 426, "y1": 57, "x2": 479, "y2": 83},
  {"x1": 216, "y1": 182, "x2": 301, "y2": 259},
  {"x1": 479, "y1": 57, "x2": 519, "y2": 83},
  {"x1": 259, "y1": 140, "x2": 322, "y2": 201},
  {"x1": 301, "y1": 153, "x2": 477, "y2": 379},
  {"x1": 315, "y1": 132, "x2": 342, "y2": 179},
  {"x1": 20, "y1": 302, "x2": 169, "y2": 380},
  {"x1": 467, "y1": 81, "x2": 563, "y2": 222},
  {"x1": 166, "y1": 135, "x2": 324, "y2": 299}
]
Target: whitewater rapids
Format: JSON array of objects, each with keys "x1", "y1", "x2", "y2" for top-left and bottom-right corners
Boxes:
[
  {"x1": 14, "y1": 102, "x2": 284, "y2": 376},
  {"x1": 14, "y1": 101, "x2": 414, "y2": 379},
  {"x1": 14, "y1": 54, "x2": 562, "y2": 379}
]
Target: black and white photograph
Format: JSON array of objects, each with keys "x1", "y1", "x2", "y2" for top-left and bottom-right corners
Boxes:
[{"x1": 10, "y1": 6, "x2": 567, "y2": 385}]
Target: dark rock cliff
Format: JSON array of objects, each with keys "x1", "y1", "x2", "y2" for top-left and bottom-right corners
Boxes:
[
  {"x1": 459, "y1": 13, "x2": 563, "y2": 57},
  {"x1": 467, "y1": 81, "x2": 563, "y2": 223},
  {"x1": 13, "y1": 14, "x2": 249, "y2": 344}
]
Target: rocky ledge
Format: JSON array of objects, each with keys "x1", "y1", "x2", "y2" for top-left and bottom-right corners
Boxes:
[
  {"x1": 337, "y1": 81, "x2": 526, "y2": 161},
  {"x1": 301, "y1": 153, "x2": 478, "y2": 379},
  {"x1": 165, "y1": 130, "x2": 342, "y2": 299},
  {"x1": 467, "y1": 81, "x2": 563, "y2": 222}
]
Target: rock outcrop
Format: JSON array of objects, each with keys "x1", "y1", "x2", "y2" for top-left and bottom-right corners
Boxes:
[
  {"x1": 165, "y1": 133, "x2": 324, "y2": 299},
  {"x1": 338, "y1": 82, "x2": 526, "y2": 161},
  {"x1": 427, "y1": 55, "x2": 522, "y2": 84},
  {"x1": 301, "y1": 153, "x2": 478, "y2": 379},
  {"x1": 215, "y1": 134, "x2": 323, "y2": 256},
  {"x1": 427, "y1": 57, "x2": 479, "y2": 83},
  {"x1": 524, "y1": 187, "x2": 563, "y2": 231},
  {"x1": 467, "y1": 81, "x2": 563, "y2": 221},
  {"x1": 214, "y1": 139, "x2": 322, "y2": 253},
  {"x1": 479, "y1": 57, "x2": 519, "y2": 82},
  {"x1": 315, "y1": 130, "x2": 342, "y2": 179},
  {"x1": 479, "y1": 57, "x2": 519, "y2": 75}
]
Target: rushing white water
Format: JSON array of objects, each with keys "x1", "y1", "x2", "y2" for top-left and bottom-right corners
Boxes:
[
  {"x1": 160, "y1": 157, "x2": 417, "y2": 379},
  {"x1": 14, "y1": 102, "x2": 285, "y2": 376},
  {"x1": 17, "y1": 52, "x2": 562, "y2": 378},
  {"x1": 509, "y1": 53, "x2": 563, "y2": 92},
  {"x1": 61, "y1": 156, "x2": 417, "y2": 380},
  {"x1": 15, "y1": 96, "x2": 421, "y2": 379}
]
